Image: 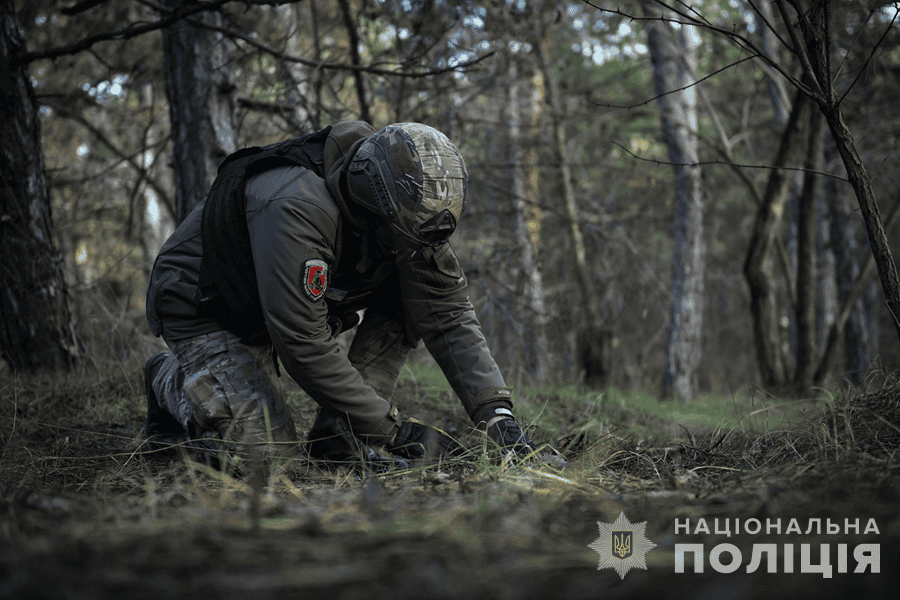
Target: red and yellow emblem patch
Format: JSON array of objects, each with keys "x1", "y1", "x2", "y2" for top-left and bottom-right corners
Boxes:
[{"x1": 303, "y1": 259, "x2": 328, "y2": 301}]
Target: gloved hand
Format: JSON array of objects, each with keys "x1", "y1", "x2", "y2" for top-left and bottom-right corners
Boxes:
[
  {"x1": 386, "y1": 420, "x2": 465, "y2": 462},
  {"x1": 486, "y1": 417, "x2": 537, "y2": 456},
  {"x1": 472, "y1": 402, "x2": 536, "y2": 455},
  {"x1": 486, "y1": 417, "x2": 567, "y2": 469},
  {"x1": 306, "y1": 412, "x2": 408, "y2": 472},
  {"x1": 328, "y1": 311, "x2": 361, "y2": 336}
]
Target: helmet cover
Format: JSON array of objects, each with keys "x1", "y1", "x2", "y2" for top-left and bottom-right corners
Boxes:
[{"x1": 346, "y1": 123, "x2": 467, "y2": 248}]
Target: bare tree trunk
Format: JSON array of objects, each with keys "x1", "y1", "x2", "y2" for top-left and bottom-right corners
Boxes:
[
  {"x1": 815, "y1": 188, "x2": 837, "y2": 364},
  {"x1": 525, "y1": 68, "x2": 544, "y2": 253},
  {"x1": 308, "y1": 0, "x2": 324, "y2": 130},
  {"x1": 743, "y1": 84, "x2": 813, "y2": 388},
  {"x1": 507, "y1": 59, "x2": 549, "y2": 384},
  {"x1": 336, "y1": 0, "x2": 370, "y2": 124},
  {"x1": 161, "y1": 0, "x2": 237, "y2": 224},
  {"x1": 142, "y1": 192, "x2": 175, "y2": 278},
  {"x1": 275, "y1": 2, "x2": 315, "y2": 132},
  {"x1": 135, "y1": 84, "x2": 174, "y2": 277},
  {"x1": 0, "y1": 0, "x2": 80, "y2": 373},
  {"x1": 535, "y1": 28, "x2": 611, "y2": 387},
  {"x1": 816, "y1": 172, "x2": 899, "y2": 384},
  {"x1": 775, "y1": 0, "x2": 900, "y2": 361},
  {"x1": 819, "y1": 106, "x2": 900, "y2": 343},
  {"x1": 794, "y1": 109, "x2": 827, "y2": 390},
  {"x1": 814, "y1": 137, "x2": 838, "y2": 375},
  {"x1": 754, "y1": 0, "x2": 791, "y2": 126},
  {"x1": 643, "y1": 3, "x2": 705, "y2": 402}
]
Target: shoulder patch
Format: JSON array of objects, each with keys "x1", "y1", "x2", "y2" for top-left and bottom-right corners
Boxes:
[
  {"x1": 429, "y1": 243, "x2": 462, "y2": 279},
  {"x1": 303, "y1": 259, "x2": 329, "y2": 301}
]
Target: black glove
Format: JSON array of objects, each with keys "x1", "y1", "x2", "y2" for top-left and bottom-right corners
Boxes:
[
  {"x1": 386, "y1": 421, "x2": 465, "y2": 462},
  {"x1": 328, "y1": 312, "x2": 361, "y2": 336},
  {"x1": 471, "y1": 401, "x2": 536, "y2": 455},
  {"x1": 306, "y1": 412, "x2": 408, "y2": 472},
  {"x1": 485, "y1": 417, "x2": 568, "y2": 468},
  {"x1": 486, "y1": 418, "x2": 536, "y2": 456}
]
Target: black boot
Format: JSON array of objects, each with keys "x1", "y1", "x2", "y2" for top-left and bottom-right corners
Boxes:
[{"x1": 142, "y1": 352, "x2": 186, "y2": 449}]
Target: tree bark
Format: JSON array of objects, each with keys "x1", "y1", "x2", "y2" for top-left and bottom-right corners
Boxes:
[
  {"x1": 308, "y1": 0, "x2": 324, "y2": 130},
  {"x1": 161, "y1": 0, "x2": 237, "y2": 224},
  {"x1": 754, "y1": 0, "x2": 791, "y2": 127},
  {"x1": 793, "y1": 108, "x2": 826, "y2": 390},
  {"x1": 816, "y1": 184, "x2": 898, "y2": 384},
  {"x1": 507, "y1": 58, "x2": 549, "y2": 384},
  {"x1": 777, "y1": 0, "x2": 900, "y2": 369},
  {"x1": 644, "y1": 2, "x2": 705, "y2": 402},
  {"x1": 337, "y1": 0, "x2": 370, "y2": 124},
  {"x1": 0, "y1": 0, "x2": 80, "y2": 373},
  {"x1": 815, "y1": 179, "x2": 837, "y2": 365},
  {"x1": 743, "y1": 85, "x2": 812, "y2": 388},
  {"x1": 274, "y1": 2, "x2": 316, "y2": 133},
  {"x1": 535, "y1": 25, "x2": 611, "y2": 387},
  {"x1": 819, "y1": 106, "x2": 900, "y2": 344}
]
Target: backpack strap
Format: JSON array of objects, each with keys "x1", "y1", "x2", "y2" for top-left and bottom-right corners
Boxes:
[{"x1": 197, "y1": 127, "x2": 333, "y2": 343}]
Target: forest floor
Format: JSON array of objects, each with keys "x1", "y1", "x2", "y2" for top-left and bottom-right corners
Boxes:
[{"x1": 1, "y1": 353, "x2": 899, "y2": 599}]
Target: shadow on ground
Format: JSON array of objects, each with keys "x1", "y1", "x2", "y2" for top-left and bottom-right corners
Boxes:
[{"x1": 1, "y1": 370, "x2": 898, "y2": 599}]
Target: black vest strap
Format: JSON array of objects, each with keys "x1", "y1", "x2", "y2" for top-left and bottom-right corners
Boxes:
[{"x1": 197, "y1": 126, "x2": 333, "y2": 343}]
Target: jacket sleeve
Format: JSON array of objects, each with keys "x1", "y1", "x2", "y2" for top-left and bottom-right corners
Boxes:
[
  {"x1": 398, "y1": 243, "x2": 508, "y2": 417},
  {"x1": 246, "y1": 168, "x2": 396, "y2": 440}
]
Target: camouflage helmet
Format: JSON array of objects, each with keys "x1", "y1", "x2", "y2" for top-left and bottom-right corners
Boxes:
[{"x1": 346, "y1": 123, "x2": 467, "y2": 248}]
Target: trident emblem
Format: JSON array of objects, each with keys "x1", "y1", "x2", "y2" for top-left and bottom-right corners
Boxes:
[
  {"x1": 612, "y1": 531, "x2": 633, "y2": 559},
  {"x1": 590, "y1": 512, "x2": 656, "y2": 579}
]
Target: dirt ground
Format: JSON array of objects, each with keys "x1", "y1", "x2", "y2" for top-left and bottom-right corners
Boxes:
[{"x1": 1, "y1": 368, "x2": 898, "y2": 599}]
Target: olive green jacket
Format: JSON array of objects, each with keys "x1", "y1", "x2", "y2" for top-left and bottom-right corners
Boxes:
[{"x1": 146, "y1": 122, "x2": 506, "y2": 440}]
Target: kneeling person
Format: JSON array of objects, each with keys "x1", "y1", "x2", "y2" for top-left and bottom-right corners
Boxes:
[{"x1": 143, "y1": 121, "x2": 535, "y2": 467}]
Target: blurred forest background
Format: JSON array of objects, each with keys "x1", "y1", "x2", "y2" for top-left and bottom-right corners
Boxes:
[{"x1": 2, "y1": 0, "x2": 899, "y2": 403}]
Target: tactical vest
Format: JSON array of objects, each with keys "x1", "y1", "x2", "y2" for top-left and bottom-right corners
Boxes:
[{"x1": 197, "y1": 127, "x2": 332, "y2": 343}]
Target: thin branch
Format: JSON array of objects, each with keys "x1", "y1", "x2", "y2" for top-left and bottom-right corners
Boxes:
[
  {"x1": 581, "y1": 0, "x2": 821, "y2": 101},
  {"x1": 308, "y1": 0, "x2": 324, "y2": 129},
  {"x1": 237, "y1": 97, "x2": 295, "y2": 114},
  {"x1": 816, "y1": 190, "x2": 900, "y2": 382},
  {"x1": 832, "y1": 9, "x2": 875, "y2": 84},
  {"x1": 27, "y1": 0, "x2": 496, "y2": 78},
  {"x1": 774, "y1": 0, "x2": 824, "y2": 98},
  {"x1": 671, "y1": 0, "x2": 714, "y2": 28},
  {"x1": 699, "y1": 136, "x2": 763, "y2": 206},
  {"x1": 336, "y1": 0, "x2": 370, "y2": 123},
  {"x1": 46, "y1": 135, "x2": 166, "y2": 188},
  {"x1": 590, "y1": 55, "x2": 757, "y2": 110},
  {"x1": 15, "y1": 0, "x2": 234, "y2": 66},
  {"x1": 46, "y1": 97, "x2": 176, "y2": 219},
  {"x1": 838, "y1": 6, "x2": 900, "y2": 106},
  {"x1": 686, "y1": 54, "x2": 735, "y2": 155},
  {"x1": 61, "y1": 0, "x2": 116, "y2": 16},
  {"x1": 190, "y1": 15, "x2": 497, "y2": 79},
  {"x1": 824, "y1": 0, "x2": 833, "y2": 102},
  {"x1": 745, "y1": 0, "x2": 794, "y2": 54},
  {"x1": 124, "y1": 91, "x2": 160, "y2": 241},
  {"x1": 612, "y1": 141, "x2": 849, "y2": 182}
]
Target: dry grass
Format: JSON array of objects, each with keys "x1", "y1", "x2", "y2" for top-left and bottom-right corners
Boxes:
[{"x1": 1, "y1": 293, "x2": 899, "y2": 598}]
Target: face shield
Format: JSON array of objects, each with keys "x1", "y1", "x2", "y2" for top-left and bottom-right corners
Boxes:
[{"x1": 345, "y1": 123, "x2": 467, "y2": 250}]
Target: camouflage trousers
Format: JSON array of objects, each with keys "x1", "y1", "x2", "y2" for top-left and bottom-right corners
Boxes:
[
  {"x1": 149, "y1": 330, "x2": 299, "y2": 462},
  {"x1": 309, "y1": 309, "x2": 413, "y2": 436},
  {"x1": 147, "y1": 310, "x2": 412, "y2": 462}
]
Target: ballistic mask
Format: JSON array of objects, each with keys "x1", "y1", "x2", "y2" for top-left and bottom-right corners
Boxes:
[{"x1": 345, "y1": 123, "x2": 467, "y2": 249}]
